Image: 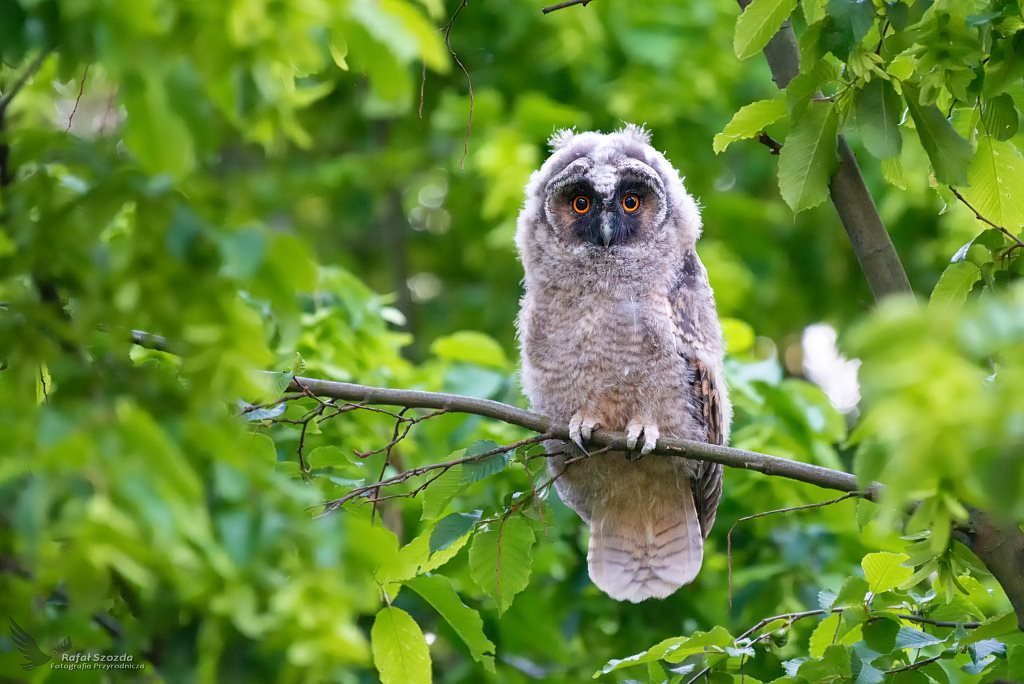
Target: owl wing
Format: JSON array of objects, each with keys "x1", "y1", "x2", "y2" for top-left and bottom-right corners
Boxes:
[
  {"x1": 668, "y1": 254, "x2": 725, "y2": 539},
  {"x1": 687, "y1": 358, "x2": 725, "y2": 539}
]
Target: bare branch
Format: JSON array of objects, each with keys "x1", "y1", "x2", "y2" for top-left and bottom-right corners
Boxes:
[
  {"x1": 541, "y1": 0, "x2": 593, "y2": 13},
  {"x1": 289, "y1": 376, "x2": 869, "y2": 497}
]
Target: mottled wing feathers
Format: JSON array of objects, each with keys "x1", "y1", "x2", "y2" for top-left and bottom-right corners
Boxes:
[
  {"x1": 689, "y1": 359, "x2": 725, "y2": 538},
  {"x1": 668, "y1": 252, "x2": 725, "y2": 539}
]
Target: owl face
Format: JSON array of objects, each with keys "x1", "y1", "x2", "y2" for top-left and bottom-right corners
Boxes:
[
  {"x1": 518, "y1": 125, "x2": 702, "y2": 263},
  {"x1": 544, "y1": 155, "x2": 668, "y2": 248}
]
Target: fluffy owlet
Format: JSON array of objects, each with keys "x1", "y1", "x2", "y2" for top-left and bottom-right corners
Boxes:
[{"x1": 515, "y1": 125, "x2": 731, "y2": 602}]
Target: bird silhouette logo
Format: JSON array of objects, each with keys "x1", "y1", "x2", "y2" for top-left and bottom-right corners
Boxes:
[{"x1": 9, "y1": 618, "x2": 72, "y2": 671}]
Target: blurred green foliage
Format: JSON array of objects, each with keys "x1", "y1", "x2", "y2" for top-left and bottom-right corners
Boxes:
[{"x1": 1, "y1": 0, "x2": 1023, "y2": 682}]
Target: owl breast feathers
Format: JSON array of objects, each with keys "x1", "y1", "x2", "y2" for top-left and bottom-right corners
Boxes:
[{"x1": 515, "y1": 125, "x2": 732, "y2": 602}]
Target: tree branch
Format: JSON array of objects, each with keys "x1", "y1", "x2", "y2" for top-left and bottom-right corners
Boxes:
[
  {"x1": 541, "y1": 0, "x2": 593, "y2": 13},
  {"x1": 289, "y1": 376, "x2": 867, "y2": 496},
  {"x1": 735, "y1": 0, "x2": 911, "y2": 301}
]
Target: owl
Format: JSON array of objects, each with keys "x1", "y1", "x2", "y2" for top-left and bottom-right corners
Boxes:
[{"x1": 515, "y1": 125, "x2": 731, "y2": 602}]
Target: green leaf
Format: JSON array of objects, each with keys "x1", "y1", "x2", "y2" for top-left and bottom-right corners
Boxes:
[
  {"x1": 809, "y1": 613, "x2": 841, "y2": 658},
  {"x1": 798, "y1": 644, "x2": 852, "y2": 680},
  {"x1": 598, "y1": 627, "x2": 735, "y2": 675},
  {"x1": 930, "y1": 262, "x2": 981, "y2": 308},
  {"x1": 903, "y1": 85, "x2": 973, "y2": 185},
  {"x1": 431, "y1": 331, "x2": 509, "y2": 369},
  {"x1": 822, "y1": 0, "x2": 875, "y2": 59},
  {"x1": 834, "y1": 576, "x2": 870, "y2": 607},
  {"x1": 894, "y1": 627, "x2": 945, "y2": 649},
  {"x1": 371, "y1": 607, "x2": 432, "y2": 684},
  {"x1": 429, "y1": 510, "x2": 481, "y2": 553},
  {"x1": 863, "y1": 617, "x2": 900, "y2": 655},
  {"x1": 421, "y1": 460, "x2": 465, "y2": 520},
  {"x1": 862, "y1": 552, "x2": 913, "y2": 593},
  {"x1": 856, "y1": 79, "x2": 903, "y2": 158},
  {"x1": 960, "y1": 613, "x2": 1019, "y2": 646},
  {"x1": 778, "y1": 103, "x2": 840, "y2": 212},
  {"x1": 958, "y1": 135, "x2": 1024, "y2": 229},
  {"x1": 469, "y1": 516, "x2": 535, "y2": 614},
  {"x1": 405, "y1": 574, "x2": 496, "y2": 673},
  {"x1": 734, "y1": 0, "x2": 799, "y2": 60},
  {"x1": 461, "y1": 441, "x2": 512, "y2": 483},
  {"x1": 713, "y1": 97, "x2": 788, "y2": 153},
  {"x1": 881, "y1": 156, "x2": 907, "y2": 189},
  {"x1": 982, "y1": 93, "x2": 1019, "y2": 141}
]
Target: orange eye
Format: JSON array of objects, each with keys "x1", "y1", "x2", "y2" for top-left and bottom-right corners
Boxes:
[
  {"x1": 572, "y1": 196, "x2": 590, "y2": 214},
  {"x1": 621, "y1": 194, "x2": 640, "y2": 213}
]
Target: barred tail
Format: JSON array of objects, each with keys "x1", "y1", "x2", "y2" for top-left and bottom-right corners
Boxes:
[{"x1": 586, "y1": 485, "x2": 704, "y2": 602}]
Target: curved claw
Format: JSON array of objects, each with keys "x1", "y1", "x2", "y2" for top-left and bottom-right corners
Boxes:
[
  {"x1": 625, "y1": 420, "x2": 660, "y2": 459},
  {"x1": 569, "y1": 412, "x2": 601, "y2": 455}
]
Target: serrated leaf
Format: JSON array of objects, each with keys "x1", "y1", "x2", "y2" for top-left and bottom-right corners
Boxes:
[
  {"x1": 857, "y1": 79, "x2": 903, "y2": 158},
  {"x1": 894, "y1": 626, "x2": 945, "y2": 649},
  {"x1": 461, "y1": 441, "x2": 512, "y2": 483},
  {"x1": 469, "y1": 516, "x2": 535, "y2": 614},
  {"x1": 735, "y1": 0, "x2": 799, "y2": 60},
  {"x1": 421, "y1": 459, "x2": 464, "y2": 520},
  {"x1": 810, "y1": 613, "x2": 841, "y2": 658},
  {"x1": 862, "y1": 552, "x2": 913, "y2": 593},
  {"x1": 903, "y1": 85, "x2": 973, "y2": 185},
  {"x1": 958, "y1": 135, "x2": 1024, "y2": 229},
  {"x1": 881, "y1": 156, "x2": 906, "y2": 189},
  {"x1": 798, "y1": 644, "x2": 852, "y2": 680},
  {"x1": 714, "y1": 97, "x2": 788, "y2": 153},
  {"x1": 778, "y1": 103, "x2": 840, "y2": 212},
  {"x1": 930, "y1": 262, "x2": 981, "y2": 308},
  {"x1": 405, "y1": 574, "x2": 496, "y2": 673},
  {"x1": 371, "y1": 607, "x2": 431, "y2": 684},
  {"x1": 429, "y1": 510, "x2": 481, "y2": 553},
  {"x1": 834, "y1": 576, "x2": 870, "y2": 607}
]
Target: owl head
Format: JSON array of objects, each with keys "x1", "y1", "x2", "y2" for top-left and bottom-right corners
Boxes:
[{"x1": 516, "y1": 125, "x2": 702, "y2": 276}]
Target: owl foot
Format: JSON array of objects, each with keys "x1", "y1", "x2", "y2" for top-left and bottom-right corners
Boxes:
[
  {"x1": 568, "y1": 412, "x2": 601, "y2": 455},
  {"x1": 625, "y1": 420, "x2": 660, "y2": 460}
]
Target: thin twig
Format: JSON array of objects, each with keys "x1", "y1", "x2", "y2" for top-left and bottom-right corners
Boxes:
[
  {"x1": 756, "y1": 132, "x2": 782, "y2": 155},
  {"x1": 541, "y1": 0, "x2": 593, "y2": 13},
  {"x1": 320, "y1": 433, "x2": 553, "y2": 514},
  {"x1": 65, "y1": 64, "x2": 90, "y2": 133},
  {"x1": 949, "y1": 186, "x2": 1024, "y2": 248},
  {"x1": 885, "y1": 653, "x2": 943, "y2": 675},
  {"x1": 441, "y1": 0, "x2": 473, "y2": 169},
  {"x1": 0, "y1": 51, "x2": 49, "y2": 116},
  {"x1": 728, "y1": 493, "x2": 860, "y2": 608}
]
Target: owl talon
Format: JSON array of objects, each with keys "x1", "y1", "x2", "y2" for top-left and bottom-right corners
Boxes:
[
  {"x1": 569, "y1": 412, "x2": 601, "y2": 455},
  {"x1": 626, "y1": 421, "x2": 660, "y2": 460}
]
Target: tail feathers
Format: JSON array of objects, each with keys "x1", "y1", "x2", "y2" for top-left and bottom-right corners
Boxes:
[{"x1": 587, "y1": 487, "x2": 704, "y2": 603}]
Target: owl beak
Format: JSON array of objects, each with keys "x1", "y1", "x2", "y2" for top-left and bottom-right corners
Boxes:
[{"x1": 600, "y1": 214, "x2": 614, "y2": 247}]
